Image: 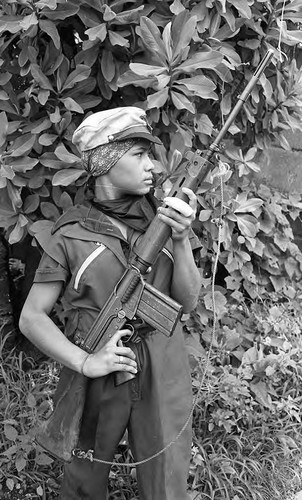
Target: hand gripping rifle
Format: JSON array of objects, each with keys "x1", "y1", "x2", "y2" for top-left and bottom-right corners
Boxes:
[{"x1": 36, "y1": 50, "x2": 273, "y2": 462}]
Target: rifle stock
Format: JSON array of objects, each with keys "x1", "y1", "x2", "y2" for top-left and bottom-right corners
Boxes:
[{"x1": 36, "y1": 50, "x2": 273, "y2": 462}]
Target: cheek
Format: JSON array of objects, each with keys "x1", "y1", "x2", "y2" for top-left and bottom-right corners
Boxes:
[
  {"x1": 120, "y1": 168, "x2": 140, "y2": 185},
  {"x1": 116, "y1": 170, "x2": 134, "y2": 185}
]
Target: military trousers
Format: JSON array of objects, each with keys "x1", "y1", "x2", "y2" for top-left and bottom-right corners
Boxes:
[{"x1": 60, "y1": 330, "x2": 192, "y2": 500}]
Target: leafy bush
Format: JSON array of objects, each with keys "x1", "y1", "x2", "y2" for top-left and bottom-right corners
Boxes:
[
  {"x1": 0, "y1": 0, "x2": 301, "y2": 245},
  {"x1": 2, "y1": 296, "x2": 302, "y2": 499},
  {"x1": 0, "y1": 333, "x2": 61, "y2": 498},
  {"x1": 187, "y1": 294, "x2": 302, "y2": 499},
  {"x1": 1, "y1": 1, "x2": 302, "y2": 499}
]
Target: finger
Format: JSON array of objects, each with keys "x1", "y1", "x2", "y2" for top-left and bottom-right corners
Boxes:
[
  {"x1": 115, "y1": 346, "x2": 136, "y2": 360},
  {"x1": 116, "y1": 363, "x2": 137, "y2": 374},
  {"x1": 115, "y1": 354, "x2": 137, "y2": 370},
  {"x1": 158, "y1": 210, "x2": 191, "y2": 230},
  {"x1": 182, "y1": 187, "x2": 197, "y2": 212},
  {"x1": 163, "y1": 197, "x2": 194, "y2": 217},
  {"x1": 107, "y1": 329, "x2": 132, "y2": 346}
]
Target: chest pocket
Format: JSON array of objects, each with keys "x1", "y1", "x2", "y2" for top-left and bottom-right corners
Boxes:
[{"x1": 74, "y1": 243, "x2": 106, "y2": 291}]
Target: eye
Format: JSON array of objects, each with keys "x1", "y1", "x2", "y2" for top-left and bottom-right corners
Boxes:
[{"x1": 135, "y1": 150, "x2": 146, "y2": 157}]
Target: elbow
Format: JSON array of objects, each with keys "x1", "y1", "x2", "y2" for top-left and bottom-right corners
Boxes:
[
  {"x1": 19, "y1": 308, "x2": 32, "y2": 338},
  {"x1": 182, "y1": 297, "x2": 199, "y2": 314}
]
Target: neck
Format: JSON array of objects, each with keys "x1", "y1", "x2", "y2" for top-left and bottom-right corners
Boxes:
[{"x1": 94, "y1": 180, "x2": 121, "y2": 201}]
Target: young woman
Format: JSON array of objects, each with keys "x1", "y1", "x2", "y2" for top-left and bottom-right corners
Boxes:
[{"x1": 19, "y1": 106, "x2": 201, "y2": 500}]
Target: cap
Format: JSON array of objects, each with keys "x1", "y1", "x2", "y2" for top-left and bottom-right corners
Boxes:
[{"x1": 72, "y1": 106, "x2": 162, "y2": 152}]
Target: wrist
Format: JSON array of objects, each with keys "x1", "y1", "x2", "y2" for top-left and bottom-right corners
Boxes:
[
  {"x1": 79, "y1": 352, "x2": 91, "y2": 376},
  {"x1": 172, "y1": 234, "x2": 189, "y2": 246}
]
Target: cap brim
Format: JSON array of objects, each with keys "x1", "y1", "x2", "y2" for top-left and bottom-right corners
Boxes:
[{"x1": 111, "y1": 127, "x2": 162, "y2": 145}]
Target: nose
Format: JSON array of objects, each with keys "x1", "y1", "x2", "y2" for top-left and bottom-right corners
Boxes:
[{"x1": 145, "y1": 156, "x2": 155, "y2": 171}]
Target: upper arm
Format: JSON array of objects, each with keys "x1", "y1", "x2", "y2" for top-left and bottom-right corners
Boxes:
[{"x1": 21, "y1": 281, "x2": 63, "y2": 317}]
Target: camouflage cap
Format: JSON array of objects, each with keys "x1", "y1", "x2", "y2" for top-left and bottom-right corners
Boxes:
[{"x1": 72, "y1": 106, "x2": 162, "y2": 152}]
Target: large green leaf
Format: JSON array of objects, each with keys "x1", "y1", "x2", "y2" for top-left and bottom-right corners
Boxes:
[
  {"x1": 76, "y1": 95, "x2": 103, "y2": 110},
  {"x1": 130, "y1": 63, "x2": 168, "y2": 77},
  {"x1": 40, "y1": 2, "x2": 79, "y2": 20},
  {"x1": 52, "y1": 168, "x2": 85, "y2": 186},
  {"x1": 55, "y1": 143, "x2": 80, "y2": 163},
  {"x1": 0, "y1": 112, "x2": 8, "y2": 147},
  {"x1": 0, "y1": 15, "x2": 23, "y2": 35},
  {"x1": 175, "y1": 48, "x2": 223, "y2": 74},
  {"x1": 228, "y1": 0, "x2": 252, "y2": 18},
  {"x1": 171, "y1": 91, "x2": 195, "y2": 113},
  {"x1": 162, "y1": 22, "x2": 173, "y2": 63},
  {"x1": 60, "y1": 97, "x2": 84, "y2": 113},
  {"x1": 108, "y1": 30, "x2": 129, "y2": 47},
  {"x1": 139, "y1": 17, "x2": 166, "y2": 61},
  {"x1": 36, "y1": 0, "x2": 57, "y2": 8},
  {"x1": 8, "y1": 134, "x2": 36, "y2": 158},
  {"x1": 23, "y1": 118, "x2": 52, "y2": 134},
  {"x1": 204, "y1": 290, "x2": 227, "y2": 318},
  {"x1": 30, "y1": 64, "x2": 54, "y2": 91},
  {"x1": 39, "y1": 20, "x2": 61, "y2": 50},
  {"x1": 113, "y1": 6, "x2": 144, "y2": 25},
  {"x1": 234, "y1": 198, "x2": 264, "y2": 213},
  {"x1": 117, "y1": 71, "x2": 158, "y2": 89},
  {"x1": 8, "y1": 157, "x2": 39, "y2": 173},
  {"x1": 171, "y1": 13, "x2": 197, "y2": 63},
  {"x1": 23, "y1": 194, "x2": 40, "y2": 214},
  {"x1": 147, "y1": 89, "x2": 169, "y2": 109},
  {"x1": 85, "y1": 24, "x2": 107, "y2": 42},
  {"x1": 40, "y1": 153, "x2": 68, "y2": 170},
  {"x1": 20, "y1": 13, "x2": 39, "y2": 31},
  {"x1": 62, "y1": 65, "x2": 91, "y2": 91},
  {"x1": 8, "y1": 214, "x2": 28, "y2": 244},
  {"x1": 174, "y1": 75, "x2": 218, "y2": 100},
  {"x1": 40, "y1": 201, "x2": 61, "y2": 220},
  {"x1": 236, "y1": 214, "x2": 259, "y2": 238}
]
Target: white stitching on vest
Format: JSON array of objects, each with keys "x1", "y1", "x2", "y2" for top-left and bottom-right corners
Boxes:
[{"x1": 74, "y1": 244, "x2": 106, "y2": 290}]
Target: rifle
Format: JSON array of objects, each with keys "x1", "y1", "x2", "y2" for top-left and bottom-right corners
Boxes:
[{"x1": 35, "y1": 50, "x2": 274, "y2": 462}]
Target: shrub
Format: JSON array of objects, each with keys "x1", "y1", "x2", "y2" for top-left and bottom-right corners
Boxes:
[
  {"x1": 186, "y1": 294, "x2": 302, "y2": 499},
  {"x1": 1, "y1": 1, "x2": 302, "y2": 499},
  {"x1": 0, "y1": 333, "x2": 61, "y2": 498}
]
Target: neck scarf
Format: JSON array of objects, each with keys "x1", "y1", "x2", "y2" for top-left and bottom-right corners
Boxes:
[{"x1": 92, "y1": 193, "x2": 159, "y2": 233}]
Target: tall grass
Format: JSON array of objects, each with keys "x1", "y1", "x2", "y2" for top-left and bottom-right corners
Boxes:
[
  {"x1": 1, "y1": 325, "x2": 302, "y2": 499},
  {"x1": 0, "y1": 331, "x2": 61, "y2": 499}
]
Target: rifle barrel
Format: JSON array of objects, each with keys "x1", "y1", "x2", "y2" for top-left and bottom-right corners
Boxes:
[{"x1": 132, "y1": 50, "x2": 274, "y2": 271}]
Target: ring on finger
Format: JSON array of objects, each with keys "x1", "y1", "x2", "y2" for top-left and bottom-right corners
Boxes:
[{"x1": 119, "y1": 355, "x2": 123, "y2": 364}]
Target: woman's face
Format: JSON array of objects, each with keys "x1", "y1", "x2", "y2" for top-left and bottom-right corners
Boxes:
[{"x1": 95, "y1": 140, "x2": 155, "y2": 199}]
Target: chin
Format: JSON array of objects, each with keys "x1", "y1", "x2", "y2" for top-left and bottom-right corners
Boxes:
[{"x1": 127, "y1": 187, "x2": 151, "y2": 196}]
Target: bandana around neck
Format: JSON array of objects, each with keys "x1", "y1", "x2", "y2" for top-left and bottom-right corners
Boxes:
[{"x1": 92, "y1": 193, "x2": 159, "y2": 233}]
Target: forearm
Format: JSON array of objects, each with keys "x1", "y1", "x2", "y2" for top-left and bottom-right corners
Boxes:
[
  {"x1": 19, "y1": 311, "x2": 88, "y2": 374},
  {"x1": 171, "y1": 237, "x2": 201, "y2": 313}
]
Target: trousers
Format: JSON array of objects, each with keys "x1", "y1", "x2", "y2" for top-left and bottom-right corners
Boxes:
[{"x1": 60, "y1": 330, "x2": 192, "y2": 500}]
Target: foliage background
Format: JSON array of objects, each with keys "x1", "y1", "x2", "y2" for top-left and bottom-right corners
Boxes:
[{"x1": 1, "y1": 0, "x2": 302, "y2": 498}]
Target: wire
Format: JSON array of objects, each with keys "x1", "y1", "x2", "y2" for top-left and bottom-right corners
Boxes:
[
  {"x1": 277, "y1": 0, "x2": 288, "y2": 63},
  {"x1": 72, "y1": 164, "x2": 226, "y2": 468}
]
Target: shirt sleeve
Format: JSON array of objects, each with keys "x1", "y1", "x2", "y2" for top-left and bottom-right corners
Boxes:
[
  {"x1": 34, "y1": 253, "x2": 69, "y2": 284},
  {"x1": 33, "y1": 228, "x2": 70, "y2": 284}
]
